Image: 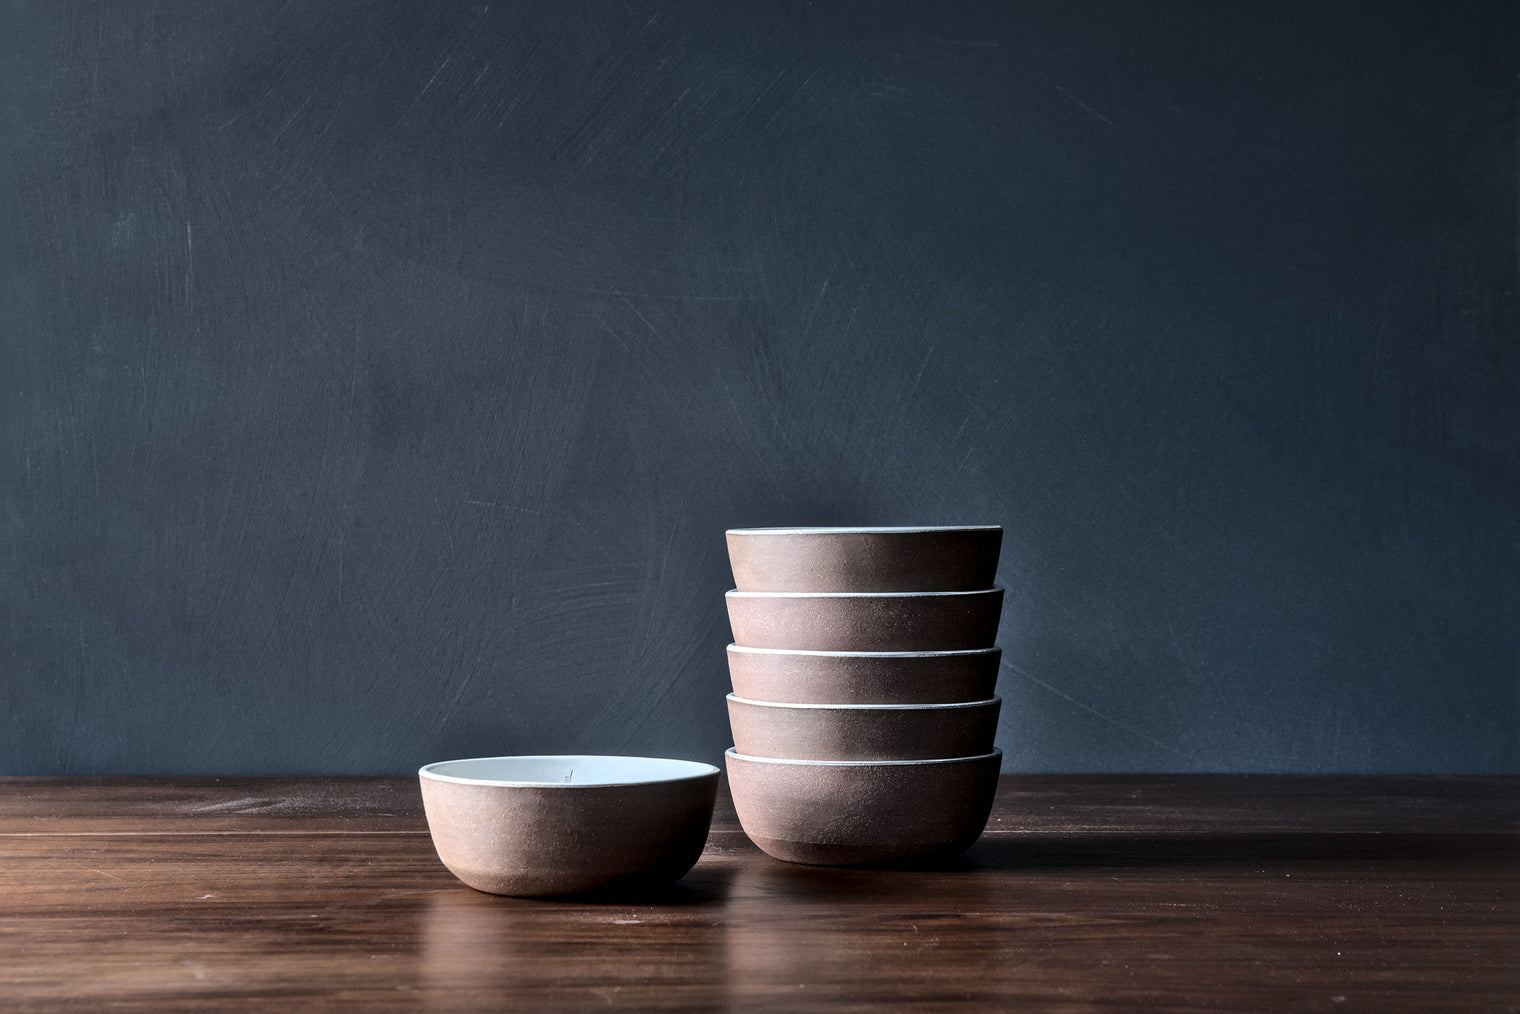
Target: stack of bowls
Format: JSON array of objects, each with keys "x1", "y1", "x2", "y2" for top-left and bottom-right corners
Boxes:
[{"x1": 723, "y1": 525, "x2": 1004, "y2": 866}]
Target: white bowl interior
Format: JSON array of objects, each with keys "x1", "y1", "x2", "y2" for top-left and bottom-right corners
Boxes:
[
  {"x1": 726, "y1": 525, "x2": 1000, "y2": 535},
  {"x1": 420, "y1": 755, "x2": 719, "y2": 787},
  {"x1": 727, "y1": 693, "x2": 1001, "y2": 712},
  {"x1": 726, "y1": 644, "x2": 1000, "y2": 659},
  {"x1": 725, "y1": 747, "x2": 1003, "y2": 767},
  {"x1": 725, "y1": 586, "x2": 1004, "y2": 599}
]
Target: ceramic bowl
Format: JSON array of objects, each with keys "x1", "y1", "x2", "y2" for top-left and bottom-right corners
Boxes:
[
  {"x1": 419, "y1": 755, "x2": 720, "y2": 896},
  {"x1": 725, "y1": 587, "x2": 1004, "y2": 651},
  {"x1": 727, "y1": 644, "x2": 1001, "y2": 705},
  {"x1": 725, "y1": 748, "x2": 1001, "y2": 866},
  {"x1": 726, "y1": 526, "x2": 1002, "y2": 593},
  {"x1": 727, "y1": 694, "x2": 1001, "y2": 761}
]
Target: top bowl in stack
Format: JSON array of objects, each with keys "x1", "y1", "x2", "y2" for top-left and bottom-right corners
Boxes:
[
  {"x1": 723, "y1": 526, "x2": 1005, "y2": 866},
  {"x1": 727, "y1": 525, "x2": 1002, "y2": 593}
]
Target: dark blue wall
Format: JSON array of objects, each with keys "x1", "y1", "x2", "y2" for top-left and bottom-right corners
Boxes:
[{"x1": 3, "y1": 1, "x2": 1515, "y2": 774}]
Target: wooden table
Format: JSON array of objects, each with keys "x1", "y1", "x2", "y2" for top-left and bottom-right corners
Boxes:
[{"x1": 1, "y1": 775, "x2": 1515, "y2": 1011}]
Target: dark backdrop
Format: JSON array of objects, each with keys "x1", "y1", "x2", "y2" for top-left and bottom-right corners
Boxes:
[{"x1": 3, "y1": 1, "x2": 1515, "y2": 775}]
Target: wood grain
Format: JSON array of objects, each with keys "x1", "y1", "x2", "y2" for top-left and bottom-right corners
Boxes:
[{"x1": 1, "y1": 775, "x2": 1516, "y2": 1010}]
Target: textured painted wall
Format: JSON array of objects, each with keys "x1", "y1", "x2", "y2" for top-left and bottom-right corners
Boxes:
[{"x1": 2, "y1": 1, "x2": 1515, "y2": 774}]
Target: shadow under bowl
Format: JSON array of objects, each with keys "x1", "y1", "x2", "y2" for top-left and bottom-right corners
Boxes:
[
  {"x1": 725, "y1": 587, "x2": 1004, "y2": 651},
  {"x1": 727, "y1": 644, "x2": 1001, "y2": 705},
  {"x1": 727, "y1": 694, "x2": 1001, "y2": 761},
  {"x1": 726, "y1": 525, "x2": 1002, "y2": 593},
  {"x1": 419, "y1": 756, "x2": 719, "y2": 897},
  {"x1": 725, "y1": 748, "x2": 1001, "y2": 866}
]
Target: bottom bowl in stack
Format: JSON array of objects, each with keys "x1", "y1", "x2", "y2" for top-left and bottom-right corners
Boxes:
[{"x1": 724, "y1": 748, "x2": 1001, "y2": 866}]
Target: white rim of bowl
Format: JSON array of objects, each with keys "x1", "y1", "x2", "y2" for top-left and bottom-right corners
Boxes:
[
  {"x1": 727, "y1": 694, "x2": 1000, "y2": 711},
  {"x1": 725, "y1": 587, "x2": 1003, "y2": 599},
  {"x1": 724, "y1": 747, "x2": 1002, "y2": 766},
  {"x1": 727, "y1": 644, "x2": 1000, "y2": 658},
  {"x1": 419, "y1": 755, "x2": 720, "y2": 788},
  {"x1": 726, "y1": 526, "x2": 1000, "y2": 535}
]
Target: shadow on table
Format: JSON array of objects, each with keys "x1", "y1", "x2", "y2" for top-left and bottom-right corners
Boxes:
[
  {"x1": 546, "y1": 872, "x2": 732, "y2": 905},
  {"x1": 958, "y1": 830, "x2": 1520, "y2": 869},
  {"x1": 708, "y1": 831, "x2": 1517, "y2": 906}
]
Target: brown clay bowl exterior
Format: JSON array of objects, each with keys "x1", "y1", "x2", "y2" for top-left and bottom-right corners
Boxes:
[
  {"x1": 727, "y1": 694, "x2": 1001, "y2": 761},
  {"x1": 727, "y1": 644, "x2": 1001, "y2": 705},
  {"x1": 725, "y1": 587, "x2": 1004, "y2": 651},
  {"x1": 724, "y1": 748, "x2": 1001, "y2": 866},
  {"x1": 726, "y1": 526, "x2": 1002, "y2": 593},
  {"x1": 419, "y1": 756, "x2": 719, "y2": 897}
]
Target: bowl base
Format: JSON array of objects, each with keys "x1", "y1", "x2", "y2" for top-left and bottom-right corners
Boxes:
[{"x1": 746, "y1": 832, "x2": 982, "y2": 868}]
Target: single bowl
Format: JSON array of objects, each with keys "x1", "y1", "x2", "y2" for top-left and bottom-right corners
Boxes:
[
  {"x1": 727, "y1": 694, "x2": 1001, "y2": 761},
  {"x1": 725, "y1": 748, "x2": 1001, "y2": 866},
  {"x1": 726, "y1": 525, "x2": 1002, "y2": 593},
  {"x1": 419, "y1": 755, "x2": 720, "y2": 897},
  {"x1": 726, "y1": 587, "x2": 1004, "y2": 651},
  {"x1": 727, "y1": 644, "x2": 1001, "y2": 705}
]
